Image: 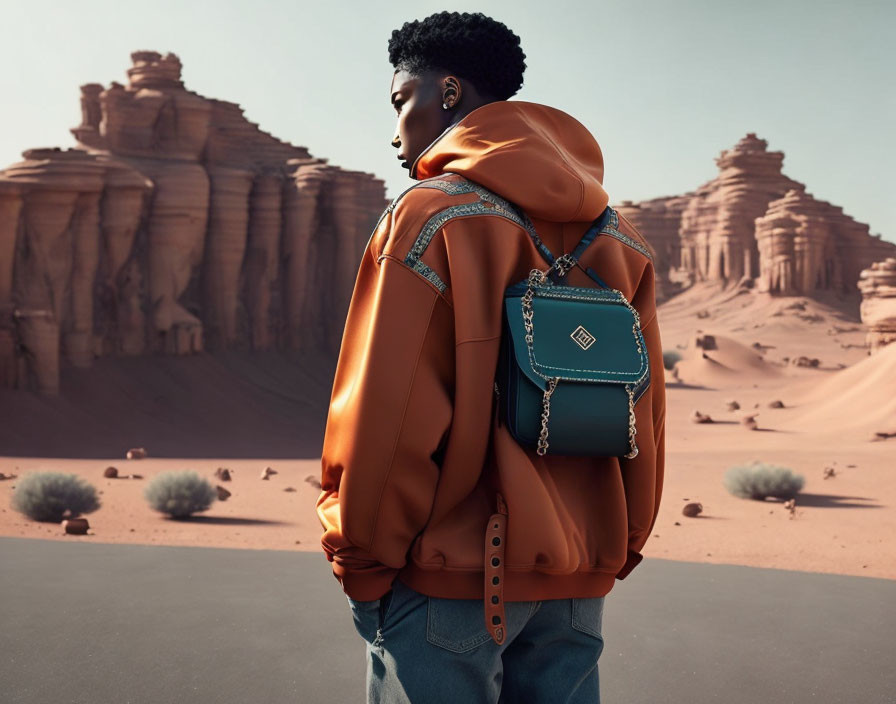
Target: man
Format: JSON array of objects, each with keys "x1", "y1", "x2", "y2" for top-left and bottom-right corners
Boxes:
[{"x1": 317, "y1": 11, "x2": 665, "y2": 703}]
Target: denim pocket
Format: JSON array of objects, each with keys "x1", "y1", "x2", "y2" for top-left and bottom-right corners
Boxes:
[
  {"x1": 425, "y1": 596, "x2": 492, "y2": 653},
  {"x1": 347, "y1": 594, "x2": 383, "y2": 643},
  {"x1": 571, "y1": 596, "x2": 605, "y2": 639}
]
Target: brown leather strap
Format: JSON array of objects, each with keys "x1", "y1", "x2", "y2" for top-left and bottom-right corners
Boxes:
[{"x1": 484, "y1": 491, "x2": 508, "y2": 645}]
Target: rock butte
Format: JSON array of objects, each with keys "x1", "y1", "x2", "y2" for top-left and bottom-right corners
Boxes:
[
  {"x1": 858, "y1": 257, "x2": 896, "y2": 353},
  {"x1": 0, "y1": 51, "x2": 388, "y2": 394},
  {"x1": 2, "y1": 61, "x2": 894, "y2": 396},
  {"x1": 614, "y1": 133, "x2": 896, "y2": 311}
]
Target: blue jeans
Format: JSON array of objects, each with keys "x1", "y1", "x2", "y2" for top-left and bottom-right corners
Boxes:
[{"x1": 346, "y1": 577, "x2": 605, "y2": 703}]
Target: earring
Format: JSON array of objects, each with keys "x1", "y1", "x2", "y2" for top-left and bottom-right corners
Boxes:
[{"x1": 443, "y1": 102, "x2": 450, "y2": 109}]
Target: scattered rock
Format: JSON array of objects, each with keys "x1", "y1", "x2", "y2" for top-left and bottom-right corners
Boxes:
[
  {"x1": 682, "y1": 502, "x2": 703, "y2": 517},
  {"x1": 304, "y1": 475, "x2": 321, "y2": 490},
  {"x1": 696, "y1": 309, "x2": 711, "y2": 319},
  {"x1": 215, "y1": 467, "x2": 232, "y2": 481},
  {"x1": 783, "y1": 498, "x2": 798, "y2": 519},
  {"x1": 791, "y1": 355, "x2": 820, "y2": 368},
  {"x1": 126, "y1": 447, "x2": 148, "y2": 459},
  {"x1": 62, "y1": 518, "x2": 89, "y2": 535},
  {"x1": 691, "y1": 410, "x2": 713, "y2": 424},
  {"x1": 130, "y1": 473, "x2": 143, "y2": 480},
  {"x1": 695, "y1": 334, "x2": 717, "y2": 350},
  {"x1": 741, "y1": 414, "x2": 760, "y2": 430},
  {"x1": 0, "y1": 473, "x2": 17, "y2": 481},
  {"x1": 725, "y1": 399, "x2": 740, "y2": 411},
  {"x1": 216, "y1": 485, "x2": 231, "y2": 501},
  {"x1": 103, "y1": 466, "x2": 119, "y2": 478},
  {"x1": 768, "y1": 399, "x2": 785, "y2": 408},
  {"x1": 284, "y1": 487, "x2": 297, "y2": 492},
  {"x1": 823, "y1": 466, "x2": 837, "y2": 479},
  {"x1": 871, "y1": 430, "x2": 896, "y2": 441},
  {"x1": 261, "y1": 466, "x2": 277, "y2": 480}
]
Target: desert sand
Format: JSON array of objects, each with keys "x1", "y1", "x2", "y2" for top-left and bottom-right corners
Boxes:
[{"x1": 1, "y1": 281, "x2": 894, "y2": 582}]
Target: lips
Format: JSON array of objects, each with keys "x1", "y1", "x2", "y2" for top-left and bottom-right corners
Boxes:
[{"x1": 398, "y1": 154, "x2": 409, "y2": 169}]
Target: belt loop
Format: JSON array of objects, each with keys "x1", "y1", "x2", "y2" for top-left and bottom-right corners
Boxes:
[{"x1": 485, "y1": 491, "x2": 508, "y2": 645}]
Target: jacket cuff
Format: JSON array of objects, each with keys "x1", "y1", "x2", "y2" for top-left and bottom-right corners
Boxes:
[
  {"x1": 615, "y1": 549, "x2": 644, "y2": 580},
  {"x1": 332, "y1": 561, "x2": 400, "y2": 601}
]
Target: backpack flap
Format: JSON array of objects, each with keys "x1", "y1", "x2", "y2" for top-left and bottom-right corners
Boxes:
[{"x1": 503, "y1": 285, "x2": 649, "y2": 394}]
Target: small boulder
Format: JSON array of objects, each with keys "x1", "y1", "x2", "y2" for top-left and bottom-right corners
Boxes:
[
  {"x1": 741, "y1": 414, "x2": 759, "y2": 430},
  {"x1": 691, "y1": 410, "x2": 713, "y2": 424},
  {"x1": 768, "y1": 399, "x2": 785, "y2": 408},
  {"x1": 261, "y1": 467, "x2": 277, "y2": 480},
  {"x1": 215, "y1": 467, "x2": 232, "y2": 481},
  {"x1": 725, "y1": 399, "x2": 740, "y2": 411},
  {"x1": 682, "y1": 502, "x2": 703, "y2": 517},
  {"x1": 695, "y1": 334, "x2": 717, "y2": 350},
  {"x1": 305, "y1": 475, "x2": 322, "y2": 490},
  {"x1": 126, "y1": 447, "x2": 148, "y2": 460},
  {"x1": 103, "y1": 466, "x2": 119, "y2": 478},
  {"x1": 216, "y1": 485, "x2": 231, "y2": 501},
  {"x1": 63, "y1": 518, "x2": 89, "y2": 535}
]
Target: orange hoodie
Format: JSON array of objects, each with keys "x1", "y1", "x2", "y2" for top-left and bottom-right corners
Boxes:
[{"x1": 316, "y1": 99, "x2": 665, "y2": 643}]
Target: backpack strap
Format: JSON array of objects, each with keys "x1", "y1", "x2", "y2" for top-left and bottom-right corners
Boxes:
[{"x1": 544, "y1": 206, "x2": 613, "y2": 287}]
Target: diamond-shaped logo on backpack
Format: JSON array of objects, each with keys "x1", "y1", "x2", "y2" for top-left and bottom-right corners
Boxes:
[{"x1": 570, "y1": 325, "x2": 595, "y2": 350}]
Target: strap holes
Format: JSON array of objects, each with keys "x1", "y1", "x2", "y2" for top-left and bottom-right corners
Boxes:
[
  {"x1": 491, "y1": 557, "x2": 500, "y2": 567},
  {"x1": 492, "y1": 537, "x2": 501, "y2": 546}
]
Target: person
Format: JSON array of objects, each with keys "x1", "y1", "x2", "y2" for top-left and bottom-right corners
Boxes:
[{"x1": 316, "y1": 10, "x2": 666, "y2": 703}]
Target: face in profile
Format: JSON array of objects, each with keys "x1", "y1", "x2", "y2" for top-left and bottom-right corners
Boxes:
[{"x1": 390, "y1": 68, "x2": 459, "y2": 174}]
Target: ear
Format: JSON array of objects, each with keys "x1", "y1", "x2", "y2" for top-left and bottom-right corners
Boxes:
[{"x1": 442, "y1": 75, "x2": 461, "y2": 107}]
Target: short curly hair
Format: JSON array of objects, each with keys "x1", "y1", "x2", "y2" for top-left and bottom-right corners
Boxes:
[{"x1": 388, "y1": 11, "x2": 526, "y2": 100}]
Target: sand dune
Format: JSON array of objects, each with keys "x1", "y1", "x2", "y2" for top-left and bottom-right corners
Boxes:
[
  {"x1": 783, "y1": 342, "x2": 896, "y2": 433},
  {"x1": 673, "y1": 332, "x2": 783, "y2": 386}
]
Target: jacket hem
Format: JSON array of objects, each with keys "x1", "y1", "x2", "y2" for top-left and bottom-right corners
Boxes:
[{"x1": 397, "y1": 562, "x2": 620, "y2": 601}]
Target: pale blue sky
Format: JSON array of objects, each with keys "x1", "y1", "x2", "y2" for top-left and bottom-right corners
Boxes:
[{"x1": 1, "y1": 0, "x2": 893, "y2": 242}]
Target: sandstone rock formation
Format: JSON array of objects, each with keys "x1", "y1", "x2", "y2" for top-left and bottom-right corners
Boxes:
[
  {"x1": 755, "y1": 189, "x2": 895, "y2": 296},
  {"x1": 614, "y1": 192, "x2": 693, "y2": 302},
  {"x1": 614, "y1": 133, "x2": 895, "y2": 300},
  {"x1": 0, "y1": 51, "x2": 388, "y2": 393},
  {"x1": 857, "y1": 257, "x2": 896, "y2": 352}
]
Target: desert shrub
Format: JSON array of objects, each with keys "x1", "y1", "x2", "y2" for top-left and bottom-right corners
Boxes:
[
  {"x1": 662, "y1": 349, "x2": 682, "y2": 370},
  {"x1": 10, "y1": 472, "x2": 101, "y2": 522},
  {"x1": 144, "y1": 470, "x2": 216, "y2": 518},
  {"x1": 723, "y1": 461, "x2": 805, "y2": 500}
]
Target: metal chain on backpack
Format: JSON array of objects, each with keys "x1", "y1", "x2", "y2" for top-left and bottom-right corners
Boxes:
[{"x1": 521, "y1": 257, "x2": 640, "y2": 458}]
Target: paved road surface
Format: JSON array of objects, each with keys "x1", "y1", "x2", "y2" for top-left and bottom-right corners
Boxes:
[{"x1": 1, "y1": 537, "x2": 893, "y2": 703}]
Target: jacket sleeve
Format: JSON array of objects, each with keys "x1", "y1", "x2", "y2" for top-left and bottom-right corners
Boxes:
[
  {"x1": 315, "y1": 235, "x2": 453, "y2": 601},
  {"x1": 614, "y1": 291, "x2": 667, "y2": 580}
]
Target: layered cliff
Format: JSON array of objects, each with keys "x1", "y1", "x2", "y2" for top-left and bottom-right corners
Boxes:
[
  {"x1": 614, "y1": 133, "x2": 895, "y2": 303},
  {"x1": 0, "y1": 51, "x2": 388, "y2": 394},
  {"x1": 858, "y1": 257, "x2": 896, "y2": 353}
]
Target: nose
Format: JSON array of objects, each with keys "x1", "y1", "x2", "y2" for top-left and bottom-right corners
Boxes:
[{"x1": 392, "y1": 134, "x2": 400, "y2": 149}]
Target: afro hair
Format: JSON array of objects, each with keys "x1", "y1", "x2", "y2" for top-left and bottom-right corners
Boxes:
[{"x1": 388, "y1": 11, "x2": 526, "y2": 101}]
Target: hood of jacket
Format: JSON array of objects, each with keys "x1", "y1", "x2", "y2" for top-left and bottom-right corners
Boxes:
[{"x1": 410, "y1": 99, "x2": 610, "y2": 224}]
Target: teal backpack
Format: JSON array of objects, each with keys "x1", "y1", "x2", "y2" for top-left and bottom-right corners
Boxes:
[{"x1": 494, "y1": 205, "x2": 651, "y2": 458}]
